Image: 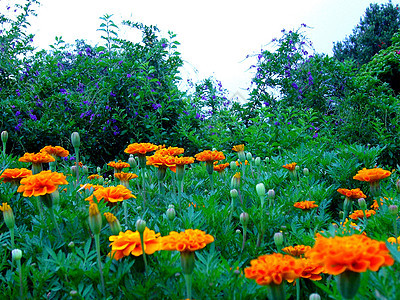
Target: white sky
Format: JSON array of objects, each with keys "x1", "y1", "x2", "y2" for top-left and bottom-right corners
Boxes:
[{"x1": 4, "y1": 0, "x2": 393, "y2": 99}]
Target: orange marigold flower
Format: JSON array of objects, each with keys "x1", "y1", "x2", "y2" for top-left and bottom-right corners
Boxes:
[
  {"x1": 108, "y1": 227, "x2": 161, "y2": 260},
  {"x1": 306, "y1": 234, "x2": 394, "y2": 275},
  {"x1": 353, "y1": 168, "x2": 391, "y2": 183},
  {"x1": 299, "y1": 258, "x2": 324, "y2": 281},
  {"x1": 80, "y1": 183, "x2": 104, "y2": 192},
  {"x1": 337, "y1": 188, "x2": 366, "y2": 199},
  {"x1": 85, "y1": 185, "x2": 135, "y2": 204},
  {"x1": 0, "y1": 168, "x2": 32, "y2": 183},
  {"x1": 282, "y1": 245, "x2": 311, "y2": 257},
  {"x1": 244, "y1": 253, "x2": 304, "y2": 285},
  {"x1": 232, "y1": 144, "x2": 245, "y2": 152},
  {"x1": 88, "y1": 174, "x2": 101, "y2": 180},
  {"x1": 213, "y1": 163, "x2": 230, "y2": 173},
  {"x1": 282, "y1": 162, "x2": 297, "y2": 171},
  {"x1": 235, "y1": 160, "x2": 249, "y2": 166},
  {"x1": 17, "y1": 170, "x2": 68, "y2": 197},
  {"x1": 40, "y1": 145, "x2": 69, "y2": 157},
  {"x1": 349, "y1": 209, "x2": 376, "y2": 220},
  {"x1": 146, "y1": 154, "x2": 176, "y2": 168},
  {"x1": 107, "y1": 160, "x2": 130, "y2": 171},
  {"x1": 124, "y1": 143, "x2": 158, "y2": 155},
  {"x1": 155, "y1": 146, "x2": 185, "y2": 156},
  {"x1": 167, "y1": 156, "x2": 195, "y2": 166},
  {"x1": 114, "y1": 172, "x2": 138, "y2": 181},
  {"x1": 293, "y1": 200, "x2": 318, "y2": 210},
  {"x1": 195, "y1": 150, "x2": 225, "y2": 162},
  {"x1": 19, "y1": 152, "x2": 55, "y2": 164},
  {"x1": 370, "y1": 197, "x2": 391, "y2": 210},
  {"x1": 161, "y1": 229, "x2": 214, "y2": 252}
]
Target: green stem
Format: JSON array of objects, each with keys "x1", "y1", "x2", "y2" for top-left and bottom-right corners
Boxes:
[
  {"x1": 35, "y1": 197, "x2": 44, "y2": 221},
  {"x1": 241, "y1": 226, "x2": 247, "y2": 252},
  {"x1": 139, "y1": 231, "x2": 148, "y2": 273},
  {"x1": 49, "y1": 207, "x2": 63, "y2": 242},
  {"x1": 394, "y1": 218, "x2": 398, "y2": 247},
  {"x1": 75, "y1": 148, "x2": 80, "y2": 185},
  {"x1": 123, "y1": 201, "x2": 128, "y2": 227},
  {"x1": 94, "y1": 233, "x2": 106, "y2": 295},
  {"x1": 10, "y1": 227, "x2": 15, "y2": 250},
  {"x1": 158, "y1": 180, "x2": 165, "y2": 196},
  {"x1": 209, "y1": 173, "x2": 213, "y2": 190},
  {"x1": 296, "y1": 278, "x2": 300, "y2": 300},
  {"x1": 184, "y1": 273, "x2": 192, "y2": 300},
  {"x1": 17, "y1": 259, "x2": 24, "y2": 300},
  {"x1": 141, "y1": 168, "x2": 147, "y2": 209}
]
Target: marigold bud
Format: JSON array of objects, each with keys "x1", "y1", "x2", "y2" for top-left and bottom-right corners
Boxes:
[
  {"x1": 88, "y1": 203, "x2": 102, "y2": 235},
  {"x1": 70, "y1": 290, "x2": 78, "y2": 297},
  {"x1": 240, "y1": 212, "x2": 249, "y2": 227},
  {"x1": 246, "y1": 152, "x2": 252, "y2": 161},
  {"x1": 267, "y1": 189, "x2": 275, "y2": 199},
  {"x1": 82, "y1": 165, "x2": 89, "y2": 175},
  {"x1": 1, "y1": 131, "x2": 8, "y2": 144},
  {"x1": 12, "y1": 249, "x2": 22, "y2": 261},
  {"x1": 303, "y1": 167, "x2": 309, "y2": 176},
  {"x1": 166, "y1": 207, "x2": 176, "y2": 221},
  {"x1": 256, "y1": 183, "x2": 266, "y2": 198},
  {"x1": 254, "y1": 157, "x2": 261, "y2": 166},
  {"x1": 71, "y1": 166, "x2": 77, "y2": 177},
  {"x1": 389, "y1": 205, "x2": 398, "y2": 216},
  {"x1": 136, "y1": 219, "x2": 146, "y2": 233},
  {"x1": 68, "y1": 241, "x2": 75, "y2": 248},
  {"x1": 295, "y1": 165, "x2": 300, "y2": 171},
  {"x1": 265, "y1": 157, "x2": 270, "y2": 162},
  {"x1": 230, "y1": 189, "x2": 238, "y2": 199},
  {"x1": 71, "y1": 132, "x2": 80, "y2": 149},
  {"x1": 0, "y1": 203, "x2": 15, "y2": 230},
  {"x1": 238, "y1": 151, "x2": 246, "y2": 163},
  {"x1": 230, "y1": 161, "x2": 237, "y2": 170},
  {"x1": 231, "y1": 172, "x2": 241, "y2": 189},
  {"x1": 358, "y1": 198, "x2": 367, "y2": 211},
  {"x1": 309, "y1": 293, "x2": 321, "y2": 300},
  {"x1": 128, "y1": 154, "x2": 137, "y2": 168},
  {"x1": 168, "y1": 204, "x2": 175, "y2": 209},
  {"x1": 274, "y1": 232, "x2": 284, "y2": 247}
]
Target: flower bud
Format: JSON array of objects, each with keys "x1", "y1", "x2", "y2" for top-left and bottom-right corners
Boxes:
[
  {"x1": 166, "y1": 207, "x2": 176, "y2": 221},
  {"x1": 396, "y1": 179, "x2": 400, "y2": 193},
  {"x1": 96, "y1": 166, "x2": 101, "y2": 174},
  {"x1": 240, "y1": 212, "x2": 249, "y2": 227},
  {"x1": 295, "y1": 165, "x2": 300, "y2": 171},
  {"x1": 265, "y1": 157, "x2": 270, "y2": 162},
  {"x1": 82, "y1": 165, "x2": 89, "y2": 175},
  {"x1": 238, "y1": 151, "x2": 246, "y2": 163},
  {"x1": 70, "y1": 290, "x2": 78, "y2": 297},
  {"x1": 12, "y1": 249, "x2": 22, "y2": 261},
  {"x1": 168, "y1": 204, "x2": 175, "y2": 209},
  {"x1": 0, "y1": 203, "x2": 15, "y2": 230},
  {"x1": 256, "y1": 183, "x2": 266, "y2": 198},
  {"x1": 104, "y1": 212, "x2": 122, "y2": 235},
  {"x1": 88, "y1": 203, "x2": 102, "y2": 235},
  {"x1": 309, "y1": 293, "x2": 321, "y2": 300},
  {"x1": 235, "y1": 229, "x2": 241, "y2": 234},
  {"x1": 389, "y1": 205, "x2": 398, "y2": 216},
  {"x1": 230, "y1": 172, "x2": 241, "y2": 189},
  {"x1": 136, "y1": 219, "x2": 146, "y2": 233},
  {"x1": 254, "y1": 157, "x2": 261, "y2": 166},
  {"x1": 230, "y1": 161, "x2": 237, "y2": 170},
  {"x1": 267, "y1": 189, "x2": 275, "y2": 199},
  {"x1": 246, "y1": 152, "x2": 252, "y2": 161},
  {"x1": 303, "y1": 168, "x2": 309, "y2": 176},
  {"x1": 1, "y1": 131, "x2": 8, "y2": 144},
  {"x1": 68, "y1": 241, "x2": 75, "y2": 248},
  {"x1": 71, "y1": 132, "x2": 80, "y2": 149},
  {"x1": 128, "y1": 155, "x2": 137, "y2": 168},
  {"x1": 98, "y1": 176, "x2": 104, "y2": 185},
  {"x1": 70, "y1": 165, "x2": 77, "y2": 177},
  {"x1": 358, "y1": 198, "x2": 367, "y2": 211},
  {"x1": 230, "y1": 189, "x2": 238, "y2": 199},
  {"x1": 344, "y1": 198, "x2": 352, "y2": 211},
  {"x1": 339, "y1": 211, "x2": 344, "y2": 219},
  {"x1": 274, "y1": 232, "x2": 284, "y2": 247}
]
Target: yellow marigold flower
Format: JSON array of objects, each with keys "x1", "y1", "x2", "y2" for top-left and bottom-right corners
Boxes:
[
  {"x1": 85, "y1": 185, "x2": 135, "y2": 204},
  {"x1": 114, "y1": 172, "x2": 138, "y2": 181},
  {"x1": 282, "y1": 245, "x2": 311, "y2": 257},
  {"x1": 195, "y1": 150, "x2": 225, "y2": 162},
  {"x1": 40, "y1": 145, "x2": 69, "y2": 157},
  {"x1": 104, "y1": 212, "x2": 117, "y2": 223},
  {"x1": 88, "y1": 174, "x2": 101, "y2": 180},
  {"x1": 353, "y1": 168, "x2": 391, "y2": 183},
  {"x1": 337, "y1": 188, "x2": 366, "y2": 199},
  {"x1": 161, "y1": 229, "x2": 214, "y2": 252},
  {"x1": 17, "y1": 170, "x2": 68, "y2": 197},
  {"x1": 306, "y1": 234, "x2": 394, "y2": 275},
  {"x1": 232, "y1": 144, "x2": 245, "y2": 152},
  {"x1": 124, "y1": 143, "x2": 158, "y2": 155},
  {"x1": 349, "y1": 209, "x2": 376, "y2": 220},
  {"x1": 213, "y1": 163, "x2": 230, "y2": 173},
  {"x1": 0, "y1": 168, "x2": 32, "y2": 183},
  {"x1": 293, "y1": 200, "x2": 318, "y2": 210},
  {"x1": 108, "y1": 228, "x2": 161, "y2": 260},
  {"x1": 244, "y1": 253, "x2": 304, "y2": 285},
  {"x1": 282, "y1": 162, "x2": 297, "y2": 171},
  {"x1": 155, "y1": 146, "x2": 185, "y2": 156},
  {"x1": 0, "y1": 202, "x2": 12, "y2": 212},
  {"x1": 107, "y1": 160, "x2": 130, "y2": 171},
  {"x1": 19, "y1": 152, "x2": 55, "y2": 164}
]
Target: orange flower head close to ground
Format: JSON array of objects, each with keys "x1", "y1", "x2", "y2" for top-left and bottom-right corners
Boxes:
[
  {"x1": 371, "y1": 197, "x2": 391, "y2": 210},
  {"x1": 293, "y1": 200, "x2": 318, "y2": 210},
  {"x1": 124, "y1": 143, "x2": 158, "y2": 155},
  {"x1": 299, "y1": 258, "x2": 324, "y2": 281},
  {"x1": 85, "y1": 185, "x2": 135, "y2": 204},
  {"x1": 40, "y1": 145, "x2": 69, "y2": 157},
  {"x1": 195, "y1": 150, "x2": 225, "y2": 162},
  {"x1": 337, "y1": 188, "x2": 367, "y2": 199},
  {"x1": 19, "y1": 152, "x2": 55, "y2": 164},
  {"x1": 87, "y1": 174, "x2": 101, "y2": 180},
  {"x1": 349, "y1": 209, "x2": 376, "y2": 220},
  {"x1": 0, "y1": 168, "x2": 32, "y2": 183},
  {"x1": 17, "y1": 170, "x2": 68, "y2": 197},
  {"x1": 353, "y1": 168, "x2": 391, "y2": 183},
  {"x1": 107, "y1": 160, "x2": 130, "y2": 171},
  {"x1": 306, "y1": 234, "x2": 394, "y2": 275},
  {"x1": 282, "y1": 162, "x2": 297, "y2": 171},
  {"x1": 155, "y1": 146, "x2": 185, "y2": 156},
  {"x1": 232, "y1": 144, "x2": 245, "y2": 152},
  {"x1": 161, "y1": 229, "x2": 214, "y2": 252},
  {"x1": 114, "y1": 172, "x2": 138, "y2": 181},
  {"x1": 282, "y1": 245, "x2": 311, "y2": 257},
  {"x1": 244, "y1": 253, "x2": 304, "y2": 285},
  {"x1": 108, "y1": 227, "x2": 161, "y2": 260},
  {"x1": 213, "y1": 163, "x2": 230, "y2": 173}
]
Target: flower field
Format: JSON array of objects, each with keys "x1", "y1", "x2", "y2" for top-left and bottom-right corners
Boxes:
[{"x1": 1, "y1": 1, "x2": 400, "y2": 299}]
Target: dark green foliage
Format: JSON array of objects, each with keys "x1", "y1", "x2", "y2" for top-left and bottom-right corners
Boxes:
[{"x1": 333, "y1": 2, "x2": 400, "y2": 66}]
